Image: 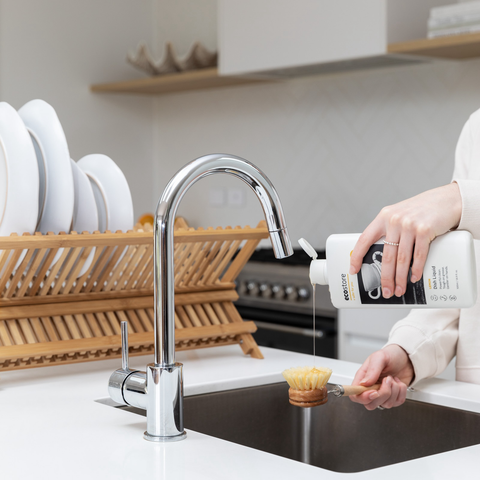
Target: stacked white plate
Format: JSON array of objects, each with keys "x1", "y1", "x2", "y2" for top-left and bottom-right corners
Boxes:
[
  {"x1": 0, "y1": 99, "x2": 134, "y2": 277},
  {"x1": 0, "y1": 102, "x2": 39, "y2": 237},
  {"x1": 0, "y1": 102, "x2": 39, "y2": 272},
  {"x1": 18, "y1": 99, "x2": 74, "y2": 235},
  {"x1": 77, "y1": 154, "x2": 134, "y2": 234}
]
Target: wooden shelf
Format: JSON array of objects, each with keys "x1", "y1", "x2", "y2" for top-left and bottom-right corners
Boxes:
[
  {"x1": 388, "y1": 32, "x2": 480, "y2": 60},
  {"x1": 90, "y1": 67, "x2": 269, "y2": 95},
  {"x1": 91, "y1": 34, "x2": 480, "y2": 96}
]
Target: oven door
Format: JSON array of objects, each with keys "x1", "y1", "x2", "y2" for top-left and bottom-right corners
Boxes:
[{"x1": 236, "y1": 305, "x2": 337, "y2": 359}]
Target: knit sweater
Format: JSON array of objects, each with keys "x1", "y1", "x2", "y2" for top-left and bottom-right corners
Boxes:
[{"x1": 385, "y1": 108, "x2": 480, "y2": 385}]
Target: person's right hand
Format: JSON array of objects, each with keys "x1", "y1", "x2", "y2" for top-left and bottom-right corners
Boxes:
[
  {"x1": 348, "y1": 183, "x2": 462, "y2": 300},
  {"x1": 349, "y1": 344, "x2": 414, "y2": 410}
]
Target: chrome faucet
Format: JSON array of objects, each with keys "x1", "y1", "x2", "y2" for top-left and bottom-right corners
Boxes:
[{"x1": 108, "y1": 154, "x2": 293, "y2": 442}]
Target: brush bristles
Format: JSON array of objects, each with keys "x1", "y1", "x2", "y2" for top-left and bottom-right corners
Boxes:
[{"x1": 282, "y1": 366, "x2": 333, "y2": 390}]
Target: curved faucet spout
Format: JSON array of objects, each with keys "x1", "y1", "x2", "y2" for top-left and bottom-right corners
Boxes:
[{"x1": 154, "y1": 154, "x2": 293, "y2": 367}]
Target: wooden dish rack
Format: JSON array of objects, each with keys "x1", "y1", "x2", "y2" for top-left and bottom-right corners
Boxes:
[{"x1": 0, "y1": 219, "x2": 268, "y2": 371}]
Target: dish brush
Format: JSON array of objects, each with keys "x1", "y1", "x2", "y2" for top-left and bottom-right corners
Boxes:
[
  {"x1": 282, "y1": 366, "x2": 333, "y2": 407},
  {"x1": 282, "y1": 366, "x2": 382, "y2": 408}
]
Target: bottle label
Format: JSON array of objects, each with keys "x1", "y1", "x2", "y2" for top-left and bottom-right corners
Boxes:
[{"x1": 325, "y1": 231, "x2": 476, "y2": 309}]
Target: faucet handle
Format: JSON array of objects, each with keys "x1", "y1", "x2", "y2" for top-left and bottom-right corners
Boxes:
[
  {"x1": 121, "y1": 321, "x2": 129, "y2": 371},
  {"x1": 108, "y1": 321, "x2": 136, "y2": 406}
]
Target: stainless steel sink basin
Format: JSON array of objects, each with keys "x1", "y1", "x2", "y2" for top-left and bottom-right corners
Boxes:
[{"x1": 107, "y1": 382, "x2": 480, "y2": 473}]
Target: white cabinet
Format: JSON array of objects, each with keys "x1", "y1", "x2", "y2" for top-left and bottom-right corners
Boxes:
[
  {"x1": 218, "y1": 0, "x2": 453, "y2": 77},
  {"x1": 338, "y1": 308, "x2": 407, "y2": 363}
]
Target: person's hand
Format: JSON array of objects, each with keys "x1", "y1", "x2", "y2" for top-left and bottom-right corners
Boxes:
[
  {"x1": 349, "y1": 183, "x2": 462, "y2": 299},
  {"x1": 349, "y1": 344, "x2": 414, "y2": 410}
]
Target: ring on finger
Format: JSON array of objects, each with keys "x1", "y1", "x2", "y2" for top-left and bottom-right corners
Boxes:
[
  {"x1": 377, "y1": 405, "x2": 385, "y2": 410},
  {"x1": 384, "y1": 240, "x2": 400, "y2": 247}
]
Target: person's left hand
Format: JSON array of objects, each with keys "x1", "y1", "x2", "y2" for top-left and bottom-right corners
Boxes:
[
  {"x1": 349, "y1": 183, "x2": 462, "y2": 299},
  {"x1": 349, "y1": 345, "x2": 414, "y2": 410}
]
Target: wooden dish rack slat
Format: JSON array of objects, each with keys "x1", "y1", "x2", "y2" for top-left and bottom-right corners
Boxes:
[{"x1": 0, "y1": 220, "x2": 269, "y2": 371}]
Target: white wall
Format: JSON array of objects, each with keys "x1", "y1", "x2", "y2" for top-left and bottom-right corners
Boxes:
[
  {"x1": 3, "y1": 0, "x2": 480, "y2": 251},
  {"x1": 153, "y1": 58, "x2": 480, "y2": 249},
  {"x1": 0, "y1": 0, "x2": 156, "y2": 220},
  {"x1": 153, "y1": 0, "x2": 217, "y2": 57}
]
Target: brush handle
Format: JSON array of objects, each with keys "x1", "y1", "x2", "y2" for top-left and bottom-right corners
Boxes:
[{"x1": 340, "y1": 384, "x2": 381, "y2": 397}]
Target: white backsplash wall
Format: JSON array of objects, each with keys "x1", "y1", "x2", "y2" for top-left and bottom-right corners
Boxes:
[
  {"x1": 0, "y1": 0, "x2": 156, "y2": 220},
  {"x1": 153, "y1": 59, "x2": 480, "y2": 249}
]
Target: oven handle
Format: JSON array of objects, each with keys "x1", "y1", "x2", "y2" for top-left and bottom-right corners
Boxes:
[{"x1": 253, "y1": 320, "x2": 324, "y2": 338}]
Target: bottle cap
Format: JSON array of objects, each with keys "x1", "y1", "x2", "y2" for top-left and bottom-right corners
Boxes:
[
  {"x1": 299, "y1": 238, "x2": 328, "y2": 285},
  {"x1": 298, "y1": 238, "x2": 317, "y2": 260},
  {"x1": 310, "y1": 259, "x2": 328, "y2": 285}
]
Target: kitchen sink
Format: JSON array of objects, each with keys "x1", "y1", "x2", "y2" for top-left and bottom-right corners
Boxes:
[{"x1": 103, "y1": 382, "x2": 480, "y2": 473}]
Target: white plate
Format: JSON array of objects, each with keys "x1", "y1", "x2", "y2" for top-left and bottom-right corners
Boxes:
[
  {"x1": 70, "y1": 159, "x2": 98, "y2": 277},
  {"x1": 71, "y1": 159, "x2": 98, "y2": 234},
  {"x1": 18, "y1": 99, "x2": 74, "y2": 234},
  {"x1": 77, "y1": 154, "x2": 133, "y2": 233},
  {"x1": 0, "y1": 102, "x2": 39, "y2": 273}
]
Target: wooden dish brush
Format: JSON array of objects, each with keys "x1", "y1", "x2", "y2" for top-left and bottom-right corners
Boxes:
[
  {"x1": 282, "y1": 366, "x2": 332, "y2": 407},
  {"x1": 282, "y1": 366, "x2": 382, "y2": 408}
]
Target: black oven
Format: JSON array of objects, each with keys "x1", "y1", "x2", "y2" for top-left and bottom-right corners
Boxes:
[{"x1": 234, "y1": 248, "x2": 337, "y2": 359}]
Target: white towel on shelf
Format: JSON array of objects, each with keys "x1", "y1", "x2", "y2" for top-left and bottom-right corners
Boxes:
[
  {"x1": 428, "y1": 23, "x2": 480, "y2": 38},
  {"x1": 430, "y1": 1, "x2": 480, "y2": 20},
  {"x1": 428, "y1": 12, "x2": 480, "y2": 29},
  {"x1": 427, "y1": 1, "x2": 480, "y2": 38}
]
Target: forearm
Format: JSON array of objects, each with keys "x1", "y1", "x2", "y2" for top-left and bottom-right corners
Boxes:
[{"x1": 385, "y1": 308, "x2": 459, "y2": 385}]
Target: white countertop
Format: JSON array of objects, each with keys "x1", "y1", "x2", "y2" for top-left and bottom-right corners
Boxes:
[{"x1": 2, "y1": 345, "x2": 480, "y2": 479}]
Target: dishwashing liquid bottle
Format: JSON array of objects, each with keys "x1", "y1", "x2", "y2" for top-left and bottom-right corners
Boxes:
[{"x1": 299, "y1": 231, "x2": 477, "y2": 309}]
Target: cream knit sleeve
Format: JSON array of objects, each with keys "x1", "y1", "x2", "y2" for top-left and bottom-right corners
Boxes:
[
  {"x1": 452, "y1": 110, "x2": 480, "y2": 239},
  {"x1": 384, "y1": 308, "x2": 459, "y2": 385},
  {"x1": 383, "y1": 111, "x2": 480, "y2": 385}
]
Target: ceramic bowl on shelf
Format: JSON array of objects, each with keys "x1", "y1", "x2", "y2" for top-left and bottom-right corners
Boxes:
[{"x1": 127, "y1": 41, "x2": 218, "y2": 76}]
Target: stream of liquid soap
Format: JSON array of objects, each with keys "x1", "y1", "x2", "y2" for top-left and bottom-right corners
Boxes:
[{"x1": 312, "y1": 283, "x2": 316, "y2": 367}]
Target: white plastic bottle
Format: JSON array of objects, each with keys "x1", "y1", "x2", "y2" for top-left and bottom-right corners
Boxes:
[{"x1": 299, "y1": 231, "x2": 477, "y2": 309}]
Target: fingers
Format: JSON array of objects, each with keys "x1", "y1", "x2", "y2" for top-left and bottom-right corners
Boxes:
[
  {"x1": 351, "y1": 219, "x2": 430, "y2": 299},
  {"x1": 379, "y1": 213, "x2": 402, "y2": 299},
  {"x1": 388, "y1": 377, "x2": 407, "y2": 408},
  {"x1": 387, "y1": 229, "x2": 431, "y2": 295},
  {"x1": 349, "y1": 222, "x2": 384, "y2": 275},
  {"x1": 351, "y1": 184, "x2": 460, "y2": 295},
  {"x1": 380, "y1": 244, "x2": 397, "y2": 299},
  {"x1": 349, "y1": 346, "x2": 412, "y2": 410},
  {"x1": 351, "y1": 361, "x2": 368, "y2": 386},
  {"x1": 358, "y1": 351, "x2": 387, "y2": 386},
  {"x1": 363, "y1": 377, "x2": 392, "y2": 410},
  {"x1": 350, "y1": 351, "x2": 388, "y2": 407},
  {"x1": 393, "y1": 231, "x2": 415, "y2": 297},
  {"x1": 351, "y1": 376, "x2": 408, "y2": 410},
  {"x1": 410, "y1": 227, "x2": 433, "y2": 283}
]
